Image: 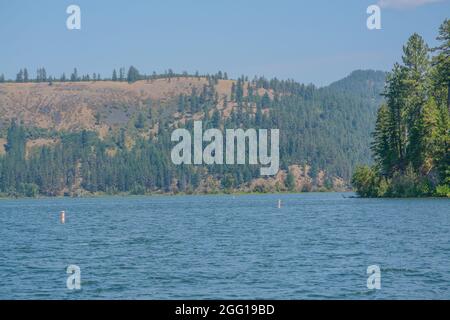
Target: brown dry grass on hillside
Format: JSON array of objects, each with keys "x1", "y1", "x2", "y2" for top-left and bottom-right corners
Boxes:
[
  {"x1": 0, "y1": 77, "x2": 273, "y2": 135},
  {"x1": 25, "y1": 138, "x2": 59, "y2": 158},
  {"x1": 0, "y1": 138, "x2": 6, "y2": 155},
  {"x1": 0, "y1": 78, "x2": 210, "y2": 131}
]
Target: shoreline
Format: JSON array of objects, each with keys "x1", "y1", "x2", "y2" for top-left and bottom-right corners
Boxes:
[
  {"x1": 0, "y1": 190, "x2": 448, "y2": 201},
  {"x1": 0, "y1": 189, "x2": 350, "y2": 200}
]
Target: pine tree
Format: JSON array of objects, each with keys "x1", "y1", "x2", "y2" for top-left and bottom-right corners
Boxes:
[
  {"x1": 36, "y1": 68, "x2": 42, "y2": 82},
  {"x1": 94, "y1": 112, "x2": 101, "y2": 125},
  {"x1": 431, "y1": 19, "x2": 450, "y2": 113},
  {"x1": 383, "y1": 64, "x2": 409, "y2": 173},
  {"x1": 419, "y1": 98, "x2": 440, "y2": 173},
  {"x1": 211, "y1": 109, "x2": 221, "y2": 128},
  {"x1": 71, "y1": 68, "x2": 78, "y2": 82},
  {"x1": 401, "y1": 34, "x2": 430, "y2": 170},
  {"x1": 135, "y1": 113, "x2": 146, "y2": 129},
  {"x1": 177, "y1": 94, "x2": 185, "y2": 113},
  {"x1": 354, "y1": 20, "x2": 450, "y2": 197},
  {"x1": 371, "y1": 104, "x2": 394, "y2": 176},
  {"x1": 127, "y1": 66, "x2": 140, "y2": 83},
  {"x1": 41, "y1": 68, "x2": 47, "y2": 82},
  {"x1": 119, "y1": 68, "x2": 125, "y2": 82},
  {"x1": 286, "y1": 171, "x2": 296, "y2": 191},
  {"x1": 16, "y1": 69, "x2": 24, "y2": 83},
  {"x1": 430, "y1": 21, "x2": 450, "y2": 184},
  {"x1": 23, "y1": 68, "x2": 29, "y2": 82}
]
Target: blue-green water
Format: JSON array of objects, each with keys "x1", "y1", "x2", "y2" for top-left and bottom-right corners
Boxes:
[{"x1": 0, "y1": 193, "x2": 449, "y2": 299}]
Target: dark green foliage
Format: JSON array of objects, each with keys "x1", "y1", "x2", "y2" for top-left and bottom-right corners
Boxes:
[
  {"x1": 127, "y1": 66, "x2": 140, "y2": 83},
  {"x1": 94, "y1": 112, "x2": 101, "y2": 125},
  {"x1": 16, "y1": 69, "x2": 24, "y2": 82},
  {"x1": 36, "y1": 68, "x2": 47, "y2": 82},
  {"x1": 353, "y1": 21, "x2": 450, "y2": 198},
  {"x1": 285, "y1": 171, "x2": 296, "y2": 191},
  {"x1": 135, "y1": 113, "x2": 146, "y2": 129},
  {"x1": 23, "y1": 68, "x2": 29, "y2": 82},
  {"x1": 70, "y1": 68, "x2": 78, "y2": 82}
]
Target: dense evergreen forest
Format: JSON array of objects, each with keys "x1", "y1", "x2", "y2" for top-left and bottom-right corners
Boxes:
[
  {"x1": 0, "y1": 64, "x2": 387, "y2": 197},
  {"x1": 352, "y1": 19, "x2": 450, "y2": 198}
]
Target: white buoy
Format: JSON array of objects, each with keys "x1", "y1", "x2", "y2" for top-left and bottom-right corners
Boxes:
[
  {"x1": 278, "y1": 199, "x2": 282, "y2": 209},
  {"x1": 60, "y1": 211, "x2": 66, "y2": 224}
]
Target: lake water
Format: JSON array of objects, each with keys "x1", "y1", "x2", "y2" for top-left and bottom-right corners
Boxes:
[{"x1": 0, "y1": 193, "x2": 449, "y2": 299}]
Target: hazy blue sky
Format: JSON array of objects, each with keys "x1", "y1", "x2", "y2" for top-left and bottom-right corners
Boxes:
[{"x1": 0, "y1": 0, "x2": 448, "y2": 86}]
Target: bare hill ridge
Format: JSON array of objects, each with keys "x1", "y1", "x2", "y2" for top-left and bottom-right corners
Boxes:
[{"x1": 0, "y1": 77, "x2": 243, "y2": 131}]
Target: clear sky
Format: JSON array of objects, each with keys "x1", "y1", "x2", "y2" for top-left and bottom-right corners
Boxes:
[{"x1": 0, "y1": 0, "x2": 448, "y2": 86}]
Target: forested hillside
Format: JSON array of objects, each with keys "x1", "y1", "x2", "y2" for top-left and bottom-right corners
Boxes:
[
  {"x1": 352, "y1": 19, "x2": 450, "y2": 198},
  {"x1": 0, "y1": 67, "x2": 386, "y2": 197}
]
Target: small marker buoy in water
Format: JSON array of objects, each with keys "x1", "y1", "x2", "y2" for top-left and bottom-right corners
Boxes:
[
  {"x1": 60, "y1": 211, "x2": 65, "y2": 224},
  {"x1": 278, "y1": 199, "x2": 282, "y2": 209}
]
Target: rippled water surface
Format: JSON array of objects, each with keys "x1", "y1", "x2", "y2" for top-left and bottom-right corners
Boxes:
[{"x1": 0, "y1": 193, "x2": 449, "y2": 299}]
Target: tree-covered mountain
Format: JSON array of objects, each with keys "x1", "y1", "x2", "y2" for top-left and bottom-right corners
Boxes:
[
  {"x1": 0, "y1": 68, "x2": 386, "y2": 197},
  {"x1": 352, "y1": 19, "x2": 450, "y2": 198}
]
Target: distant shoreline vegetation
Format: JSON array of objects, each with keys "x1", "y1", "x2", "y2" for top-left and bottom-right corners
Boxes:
[
  {"x1": 0, "y1": 189, "x2": 341, "y2": 200},
  {"x1": 352, "y1": 19, "x2": 450, "y2": 198}
]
